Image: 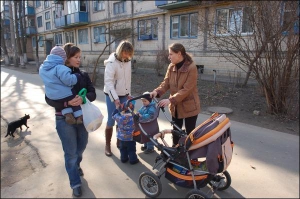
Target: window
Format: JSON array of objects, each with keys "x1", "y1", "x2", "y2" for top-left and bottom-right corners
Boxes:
[
  {"x1": 113, "y1": 1, "x2": 126, "y2": 14},
  {"x1": 65, "y1": 31, "x2": 74, "y2": 43},
  {"x1": 54, "y1": 4, "x2": 63, "y2": 18},
  {"x1": 44, "y1": 0, "x2": 50, "y2": 8},
  {"x1": 55, "y1": 33, "x2": 63, "y2": 45},
  {"x1": 28, "y1": 19, "x2": 35, "y2": 27},
  {"x1": 93, "y1": 26, "x2": 106, "y2": 43},
  {"x1": 171, "y1": 13, "x2": 198, "y2": 38},
  {"x1": 138, "y1": 18, "x2": 158, "y2": 40},
  {"x1": 45, "y1": 11, "x2": 50, "y2": 20},
  {"x1": 281, "y1": 1, "x2": 299, "y2": 34},
  {"x1": 32, "y1": 36, "x2": 36, "y2": 47},
  {"x1": 215, "y1": 7, "x2": 253, "y2": 35},
  {"x1": 67, "y1": 0, "x2": 87, "y2": 14},
  {"x1": 46, "y1": 22, "x2": 51, "y2": 30},
  {"x1": 78, "y1": 29, "x2": 88, "y2": 44},
  {"x1": 36, "y1": 0, "x2": 41, "y2": 8},
  {"x1": 93, "y1": 0, "x2": 105, "y2": 11},
  {"x1": 39, "y1": 36, "x2": 44, "y2": 47},
  {"x1": 37, "y1": 16, "x2": 43, "y2": 27}
]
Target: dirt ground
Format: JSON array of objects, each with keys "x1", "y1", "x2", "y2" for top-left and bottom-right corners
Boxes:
[{"x1": 1, "y1": 64, "x2": 299, "y2": 189}]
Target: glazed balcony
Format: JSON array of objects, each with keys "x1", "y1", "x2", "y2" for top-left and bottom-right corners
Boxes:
[
  {"x1": 26, "y1": 26, "x2": 37, "y2": 35},
  {"x1": 25, "y1": 6, "x2": 35, "y2": 16},
  {"x1": 155, "y1": 0, "x2": 198, "y2": 10},
  {"x1": 55, "y1": 12, "x2": 89, "y2": 28}
]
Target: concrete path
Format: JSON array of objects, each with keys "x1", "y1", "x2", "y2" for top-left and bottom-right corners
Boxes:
[{"x1": 1, "y1": 68, "x2": 299, "y2": 198}]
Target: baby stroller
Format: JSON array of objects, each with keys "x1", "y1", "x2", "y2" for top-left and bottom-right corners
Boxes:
[{"x1": 124, "y1": 94, "x2": 234, "y2": 198}]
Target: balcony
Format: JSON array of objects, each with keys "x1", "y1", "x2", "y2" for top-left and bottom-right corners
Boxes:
[
  {"x1": 25, "y1": 6, "x2": 35, "y2": 16},
  {"x1": 66, "y1": 12, "x2": 88, "y2": 27},
  {"x1": 155, "y1": 0, "x2": 198, "y2": 10},
  {"x1": 26, "y1": 26, "x2": 37, "y2": 35},
  {"x1": 4, "y1": 33, "x2": 10, "y2": 39},
  {"x1": 55, "y1": 16, "x2": 66, "y2": 28}
]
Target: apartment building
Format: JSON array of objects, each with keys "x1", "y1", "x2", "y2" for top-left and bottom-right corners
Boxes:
[{"x1": 2, "y1": 0, "x2": 299, "y2": 75}]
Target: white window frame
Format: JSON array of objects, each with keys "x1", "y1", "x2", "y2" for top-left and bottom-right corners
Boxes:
[
  {"x1": 55, "y1": 33, "x2": 63, "y2": 45},
  {"x1": 65, "y1": 31, "x2": 75, "y2": 43},
  {"x1": 44, "y1": 0, "x2": 50, "y2": 9},
  {"x1": 93, "y1": 0, "x2": 105, "y2": 12},
  {"x1": 171, "y1": 13, "x2": 198, "y2": 39},
  {"x1": 93, "y1": 26, "x2": 106, "y2": 43},
  {"x1": 78, "y1": 29, "x2": 88, "y2": 44},
  {"x1": 45, "y1": 11, "x2": 50, "y2": 20},
  {"x1": 215, "y1": 7, "x2": 253, "y2": 36},
  {"x1": 32, "y1": 36, "x2": 36, "y2": 47},
  {"x1": 113, "y1": 1, "x2": 126, "y2": 15}
]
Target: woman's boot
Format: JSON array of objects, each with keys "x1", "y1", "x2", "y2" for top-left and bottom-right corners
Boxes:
[{"x1": 105, "y1": 128, "x2": 113, "y2": 156}]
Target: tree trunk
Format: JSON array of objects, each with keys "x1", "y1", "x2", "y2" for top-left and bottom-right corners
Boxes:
[
  {"x1": 15, "y1": 0, "x2": 24, "y2": 67},
  {"x1": 35, "y1": 35, "x2": 39, "y2": 72},
  {"x1": 9, "y1": 1, "x2": 17, "y2": 66},
  {"x1": 21, "y1": 0, "x2": 27, "y2": 63},
  {"x1": 0, "y1": 7, "x2": 9, "y2": 65}
]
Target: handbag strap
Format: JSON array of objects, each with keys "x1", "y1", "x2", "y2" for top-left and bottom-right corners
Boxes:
[{"x1": 78, "y1": 88, "x2": 87, "y2": 104}]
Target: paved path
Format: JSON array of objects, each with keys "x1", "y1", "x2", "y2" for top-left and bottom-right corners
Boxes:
[{"x1": 1, "y1": 68, "x2": 299, "y2": 198}]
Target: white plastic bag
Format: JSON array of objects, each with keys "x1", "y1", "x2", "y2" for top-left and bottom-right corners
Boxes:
[{"x1": 80, "y1": 98, "x2": 103, "y2": 133}]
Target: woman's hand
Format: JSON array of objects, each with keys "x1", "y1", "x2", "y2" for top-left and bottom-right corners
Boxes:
[
  {"x1": 68, "y1": 95, "x2": 83, "y2": 106},
  {"x1": 114, "y1": 99, "x2": 121, "y2": 108},
  {"x1": 150, "y1": 90, "x2": 157, "y2": 98},
  {"x1": 158, "y1": 99, "x2": 170, "y2": 107}
]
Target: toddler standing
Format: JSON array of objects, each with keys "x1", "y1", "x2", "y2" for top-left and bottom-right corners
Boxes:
[{"x1": 112, "y1": 101, "x2": 139, "y2": 164}]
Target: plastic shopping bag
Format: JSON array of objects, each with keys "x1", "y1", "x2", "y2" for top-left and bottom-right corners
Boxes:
[{"x1": 80, "y1": 98, "x2": 103, "y2": 133}]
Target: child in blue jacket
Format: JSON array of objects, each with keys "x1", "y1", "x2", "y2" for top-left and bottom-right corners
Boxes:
[
  {"x1": 39, "y1": 45, "x2": 82, "y2": 125},
  {"x1": 138, "y1": 92, "x2": 156, "y2": 154},
  {"x1": 112, "y1": 100, "x2": 139, "y2": 164}
]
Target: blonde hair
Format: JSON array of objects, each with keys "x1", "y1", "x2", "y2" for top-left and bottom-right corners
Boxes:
[{"x1": 115, "y1": 40, "x2": 134, "y2": 61}]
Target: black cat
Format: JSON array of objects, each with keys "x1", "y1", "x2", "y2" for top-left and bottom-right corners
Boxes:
[{"x1": 5, "y1": 114, "x2": 30, "y2": 138}]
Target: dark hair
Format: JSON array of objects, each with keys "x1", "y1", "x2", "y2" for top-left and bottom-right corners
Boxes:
[
  {"x1": 169, "y1": 43, "x2": 193, "y2": 63},
  {"x1": 63, "y1": 43, "x2": 81, "y2": 65}
]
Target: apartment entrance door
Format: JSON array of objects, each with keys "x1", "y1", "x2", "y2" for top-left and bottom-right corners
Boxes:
[{"x1": 46, "y1": 40, "x2": 53, "y2": 55}]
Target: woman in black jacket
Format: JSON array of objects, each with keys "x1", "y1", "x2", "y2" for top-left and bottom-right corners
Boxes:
[{"x1": 45, "y1": 43, "x2": 96, "y2": 197}]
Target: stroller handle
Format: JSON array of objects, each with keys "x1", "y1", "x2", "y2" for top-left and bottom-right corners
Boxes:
[{"x1": 153, "y1": 129, "x2": 185, "y2": 140}]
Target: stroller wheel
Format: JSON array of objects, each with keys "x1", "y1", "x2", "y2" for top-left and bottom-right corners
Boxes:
[
  {"x1": 138, "y1": 171, "x2": 162, "y2": 198},
  {"x1": 185, "y1": 189, "x2": 209, "y2": 198},
  {"x1": 209, "y1": 170, "x2": 231, "y2": 191}
]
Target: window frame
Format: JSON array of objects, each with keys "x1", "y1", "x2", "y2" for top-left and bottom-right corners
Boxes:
[
  {"x1": 45, "y1": 11, "x2": 50, "y2": 20},
  {"x1": 55, "y1": 33, "x2": 63, "y2": 45},
  {"x1": 281, "y1": 1, "x2": 299, "y2": 35},
  {"x1": 138, "y1": 18, "x2": 158, "y2": 40},
  {"x1": 93, "y1": 0, "x2": 105, "y2": 12},
  {"x1": 65, "y1": 31, "x2": 75, "y2": 43},
  {"x1": 78, "y1": 28, "x2": 89, "y2": 44},
  {"x1": 170, "y1": 12, "x2": 198, "y2": 39},
  {"x1": 113, "y1": 1, "x2": 126, "y2": 15},
  {"x1": 32, "y1": 36, "x2": 36, "y2": 48},
  {"x1": 93, "y1": 26, "x2": 106, "y2": 43},
  {"x1": 36, "y1": 0, "x2": 41, "y2": 8},
  {"x1": 46, "y1": 21, "x2": 51, "y2": 30},
  {"x1": 44, "y1": 0, "x2": 50, "y2": 9},
  {"x1": 37, "y1": 16, "x2": 43, "y2": 28},
  {"x1": 215, "y1": 7, "x2": 254, "y2": 36}
]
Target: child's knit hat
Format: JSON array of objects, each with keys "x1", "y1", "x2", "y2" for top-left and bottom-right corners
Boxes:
[
  {"x1": 141, "y1": 91, "x2": 152, "y2": 103},
  {"x1": 50, "y1": 45, "x2": 67, "y2": 62}
]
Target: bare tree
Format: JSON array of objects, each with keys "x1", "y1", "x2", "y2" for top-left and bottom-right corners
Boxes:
[
  {"x1": 14, "y1": 0, "x2": 24, "y2": 67},
  {"x1": 90, "y1": 21, "x2": 136, "y2": 85},
  {"x1": 198, "y1": 1, "x2": 299, "y2": 116},
  {"x1": 8, "y1": 0, "x2": 17, "y2": 66},
  {"x1": 21, "y1": 0, "x2": 27, "y2": 63},
  {"x1": 0, "y1": 3, "x2": 9, "y2": 65}
]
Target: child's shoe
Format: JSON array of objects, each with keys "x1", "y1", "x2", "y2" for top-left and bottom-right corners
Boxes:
[
  {"x1": 65, "y1": 113, "x2": 76, "y2": 125},
  {"x1": 76, "y1": 115, "x2": 83, "y2": 124},
  {"x1": 141, "y1": 146, "x2": 146, "y2": 151}
]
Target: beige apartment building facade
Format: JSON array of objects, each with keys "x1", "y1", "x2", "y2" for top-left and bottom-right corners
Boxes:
[{"x1": 3, "y1": 0, "x2": 298, "y2": 76}]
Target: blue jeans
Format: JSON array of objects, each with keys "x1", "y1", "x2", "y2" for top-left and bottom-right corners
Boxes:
[
  {"x1": 119, "y1": 140, "x2": 138, "y2": 163},
  {"x1": 56, "y1": 115, "x2": 89, "y2": 189},
  {"x1": 144, "y1": 141, "x2": 154, "y2": 150}
]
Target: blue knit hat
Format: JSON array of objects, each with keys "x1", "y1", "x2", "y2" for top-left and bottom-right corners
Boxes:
[{"x1": 50, "y1": 45, "x2": 67, "y2": 62}]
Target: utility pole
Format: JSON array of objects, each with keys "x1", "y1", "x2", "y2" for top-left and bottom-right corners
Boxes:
[{"x1": 8, "y1": 0, "x2": 17, "y2": 66}]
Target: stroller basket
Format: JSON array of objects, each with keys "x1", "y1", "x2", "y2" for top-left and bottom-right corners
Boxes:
[{"x1": 165, "y1": 162, "x2": 209, "y2": 188}]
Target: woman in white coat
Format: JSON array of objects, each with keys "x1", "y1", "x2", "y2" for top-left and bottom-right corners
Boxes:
[{"x1": 103, "y1": 40, "x2": 134, "y2": 156}]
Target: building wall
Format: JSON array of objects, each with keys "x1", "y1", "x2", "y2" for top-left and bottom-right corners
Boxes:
[{"x1": 29, "y1": 0, "x2": 251, "y2": 76}]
